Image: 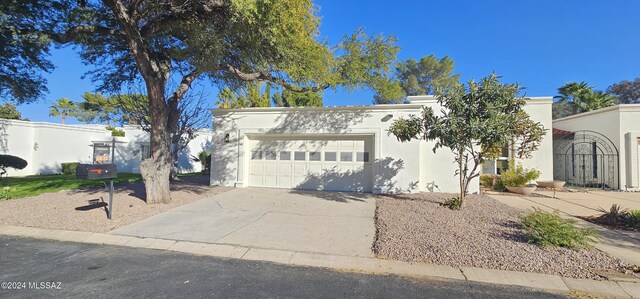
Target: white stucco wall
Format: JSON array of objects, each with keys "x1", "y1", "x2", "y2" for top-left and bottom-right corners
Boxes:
[
  {"x1": 210, "y1": 96, "x2": 553, "y2": 194},
  {"x1": 0, "y1": 120, "x2": 212, "y2": 176},
  {"x1": 553, "y1": 104, "x2": 640, "y2": 190}
]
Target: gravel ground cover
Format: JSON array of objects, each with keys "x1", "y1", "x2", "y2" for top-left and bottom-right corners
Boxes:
[
  {"x1": 0, "y1": 175, "x2": 230, "y2": 233},
  {"x1": 374, "y1": 193, "x2": 635, "y2": 280}
]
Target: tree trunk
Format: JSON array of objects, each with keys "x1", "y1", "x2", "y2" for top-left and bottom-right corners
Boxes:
[
  {"x1": 458, "y1": 148, "x2": 466, "y2": 207},
  {"x1": 139, "y1": 82, "x2": 172, "y2": 204}
]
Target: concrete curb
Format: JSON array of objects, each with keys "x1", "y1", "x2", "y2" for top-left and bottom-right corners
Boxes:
[{"x1": 1, "y1": 225, "x2": 638, "y2": 298}]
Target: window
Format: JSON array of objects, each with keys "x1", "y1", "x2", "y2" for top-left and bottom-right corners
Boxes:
[
  {"x1": 496, "y1": 145, "x2": 509, "y2": 174},
  {"x1": 280, "y1": 151, "x2": 291, "y2": 160},
  {"x1": 140, "y1": 144, "x2": 151, "y2": 160},
  {"x1": 324, "y1": 152, "x2": 336, "y2": 161},
  {"x1": 340, "y1": 152, "x2": 353, "y2": 162},
  {"x1": 356, "y1": 152, "x2": 369, "y2": 162},
  {"x1": 265, "y1": 151, "x2": 277, "y2": 160},
  {"x1": 294, "y1": 151, "x2": 306, "y2": 161},
  {"x1": 309, "y1": 152, "x2": 321, "y2": 161},
  {"x1": 251, "y1": 151, "x2": 262, "y2": 160}
]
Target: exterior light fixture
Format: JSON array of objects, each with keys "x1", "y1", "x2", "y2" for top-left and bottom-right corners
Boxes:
[
  {"x1": 381, "y1": 114, "x2": 393, "y2": 122},
  {"x1": 224, "y1": 133, "x2": 230, "y2": 143}
]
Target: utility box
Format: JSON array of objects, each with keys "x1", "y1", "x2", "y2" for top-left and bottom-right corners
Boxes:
[{"x1": 76, "y1": 164, "x2": 117, "y2": 180}]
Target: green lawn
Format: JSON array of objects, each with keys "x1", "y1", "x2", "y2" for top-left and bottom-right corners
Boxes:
[{"x1": 0, "y1": 173, "x2": 143, "y2": 200}]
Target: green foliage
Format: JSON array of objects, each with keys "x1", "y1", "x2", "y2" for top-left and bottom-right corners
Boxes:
[
  {"x1": 0, "y1": 102, "x2": 27, "y2": 120},
  {"x1": 48, "y1": 98, "x2": 79, "y2": 124},
  {"x1": 621, "y1": 210, "x2": 640, "y2": 229},
  {"x1": 0, "y1": 0, "x2": 65, "y2": 103},
  {"x1": 0, "y1": 186, "x2": 11, "y2": 200},
  {"x1": 60, "y1": 162, "x2": 79, "y2": 175},
  {"x1": 480, "y1": 174, "x2": 494, "y2": 188},
  {"x1": 493, "y1": 177, "x2": 505, "y2": 192},
  {"x1": 374, "y1": 55, "x2": 460, "y2": 104},
  {"x1": 105, "y1": 126, "x2": 125, "y2": 137},
  {"x1": 76, "y1": 92, "x2": 118, "y2": 124},
  {"x1": 192, "y1": 151, "x2": 212, "y2": 175},
  {"x1": 500, "y1": 163, "x2": 540, "y2": 187},
  {"x1": 522, "y1": 208, "x2": 596, "y2": 250},
  {"x1": 388, "y1": 74, "x2": 546, "y2": 205},
  {"x1": 554, "y1": 82, "x2": 617, "y2": 118},
  {"x1": 0, "y1": 154, "x2": 28, "y2": 178},
  {"x1": 596, "y1": 204, "x2": 628, "y2": 225},
  {"x1": 607, "y1": 77, "x2": 640, "y2": 104},
  {"x1": 272, "y1": 89, "x2": 323, "y2": 107},
  {"x1": 441, "y1": 197, "x2": 462, "y2": 210}
]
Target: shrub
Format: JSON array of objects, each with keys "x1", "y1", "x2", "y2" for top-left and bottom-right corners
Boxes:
[
  {"x1": 61, "y1": 162, "x2": 80, "y2": 175},
  {"x1": 106, "y1": 125, "x2": 125, "y2": 137},
  {"x1": 480, "y1": 174, "x2": 494, "y2": 188},
  {"x1": 621, "y1": 209, "x2": 640, "y2": 229},
  {"x1": 192, "y1": 151, "x2": 212, "y2": 175},
  {"x1": 0, "y1": 154, "x2": 28, "y2": 178},
  {"x1": 501, "y1": 163, "x2": 540, "y2": 187},
  {"x1": 595, "y1": 204, "x2": 628, "y2": 226},
  {"x1": 493, "y1": 177, "x2": 505, "y2": 191},
  {"x1": 0, "y1": 186, "x2": 11, "y2": 200},
  {"x1": 441, "y1": 197, "x2": 462, "y2": 210},
  {"x1": 522, "y1": 208, "x2": 596, "y2": 250}
]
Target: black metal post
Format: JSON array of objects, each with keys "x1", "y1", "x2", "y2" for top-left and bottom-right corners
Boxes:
[{"x1": 108, "y1": 179, "x2": 113, "y2": 220}]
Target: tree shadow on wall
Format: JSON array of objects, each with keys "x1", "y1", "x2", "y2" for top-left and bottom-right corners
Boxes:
[
  {"x1": 248, "y1": 109, "x2": 374, "y2": 153},
  {"x1": 288, "y1": 157, "x2": 416, "y2": 202}
]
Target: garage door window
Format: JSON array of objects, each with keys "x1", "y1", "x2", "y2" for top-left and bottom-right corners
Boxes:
[
  {"x1": 356, "y1": 152, "x2": 370, "y2": 162},
  {"x1": 294, "y1": 151, "x2": 306, "y2": 161},
  {"x1": 280, "y1": 151, "x2": 291, "y2": 160},
  {"x1": 340, "y1": 152, "x2": 353, "y2": 162},
  {"x1": 324, "y1": 152, "x2": 336, "y2": 161},
  {"x1": 309, "y1": 152, "x2": 321, "y2": 161},
  {"x1": 252, "y1": 151, "x2": 262, "y2": 160},
  {"x1": 265, "y1": 151, "x2": 277, "y2": 160}
]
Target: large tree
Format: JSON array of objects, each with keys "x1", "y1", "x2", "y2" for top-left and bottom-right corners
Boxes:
[
  {"x1": 0, "y1": 102, "x2": 27, "y2": 120},
  {"x1": 607, "y1": 77, "x2": 640, "y2": 104},
  {"x1": 388, "y1": 74, "x2": 545, "y2": 208},
  {"x1": 554, "y1": 81, "x2": 617, "y2": 118},
  {"x1": 374, "y1": 55, "x2": 460, "y2": 104},
  {"x1": 48, "y1": 98, "x2": 78, "y2": 124},
  {"x1": 4, "y1": 1, "x2": 399, "y2": 203}
]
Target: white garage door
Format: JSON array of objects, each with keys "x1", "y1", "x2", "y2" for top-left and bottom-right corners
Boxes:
[{"x1": 249, "y1": 137, "x2": 373, "y2": 192}]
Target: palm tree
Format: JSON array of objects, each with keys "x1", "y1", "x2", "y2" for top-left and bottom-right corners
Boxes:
[
  {"x1": 554, "y1": 82, "x2": 617, "y2": 116},
  {"x1": 48, "y1": 98, "x2": 78, "y2": 124}
]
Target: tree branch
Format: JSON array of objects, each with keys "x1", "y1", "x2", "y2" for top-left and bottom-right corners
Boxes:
[
  {"x1": 167, "y1": 69, "x2": 202, "y2": 105},
  {"x1": 222, "y1": 64, "x2": 329, "y2": 93}
]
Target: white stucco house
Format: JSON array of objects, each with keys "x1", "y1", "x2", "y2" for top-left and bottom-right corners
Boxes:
[
  {"x1": 210, "y1": 95, "x2": 554, "y2": 194},
  {"x1": 1, "y1": 120, "x2": 212, "y2": 176},
  {"x1": 552, "y1": 104, "x2": 640, "y2": 191}
]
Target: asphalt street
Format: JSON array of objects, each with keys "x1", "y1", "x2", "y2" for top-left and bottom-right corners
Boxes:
[{"x1": 0, "y1": 236, "x2": 568, "y2": 298}]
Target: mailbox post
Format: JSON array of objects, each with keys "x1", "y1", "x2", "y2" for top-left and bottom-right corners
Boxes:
[{"x1": 76, "y1": 164, "x2": 118, "y2": 219}]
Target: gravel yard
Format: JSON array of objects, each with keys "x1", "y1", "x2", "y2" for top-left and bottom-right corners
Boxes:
[
  {"x1": 0, "y1": 175, "x2": 230, "y2": 233},
  {"x1": 374, "y1": 193, "x2": 634, "y2": 279}
]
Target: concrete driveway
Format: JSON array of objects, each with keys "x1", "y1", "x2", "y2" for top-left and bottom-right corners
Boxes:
[{"x1": 110, "y1": 188, "x2": 376, "y2": 257}]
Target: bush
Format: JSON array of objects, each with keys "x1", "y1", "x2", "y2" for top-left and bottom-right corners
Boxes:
[
  {"x1": 106, "y1": 125, "x2": 125, "y2": 137},
  {"x1": 493, "y1": 177, "x2": 505, "y2": 191},
  {"x1": 480, "y1": 174, "x2": 494, "y2": 188},
  {"x1": 596, "y1": 204, "x2": 628, "y2": 226},
  {"x1": 192, "y1": 151, "x2": 212, "y2": 175},
  {"x1": 501, "y1": 163, "x2": 540, "y2": 187},
  {"x1": 522, "y1": 208, "x2": 596, "y2": 250},
  {"x1": 621, "y1": 210, "x2": 640, "y2": 229},
  {"x1": 441, "y1": 197, "x2": 462, "y2": 210},
  {"x1": 0, "y1": 154, "x2": 28, "y2": 178},
  {"x1": 61, "y1": 162, "x2": 80, "y2": 175}
]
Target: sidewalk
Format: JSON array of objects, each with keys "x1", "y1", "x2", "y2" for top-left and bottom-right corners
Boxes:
[
  {"x1": 487, "y1": 192, "x2": 640, "y2": 266},
  {"x1": 1, "y1": 225, "x2": 638, "y2": 298}
]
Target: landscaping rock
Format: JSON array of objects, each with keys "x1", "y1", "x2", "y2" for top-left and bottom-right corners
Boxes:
[{"x1": 373, "y1": 193, "x2": 635, "y2": 280}]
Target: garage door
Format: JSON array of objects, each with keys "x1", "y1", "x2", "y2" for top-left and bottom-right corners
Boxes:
[{"x1": 248, "y1": 137, "x2": 373, "y2": 192}]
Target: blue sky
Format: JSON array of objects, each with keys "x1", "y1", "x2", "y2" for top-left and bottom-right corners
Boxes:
[{"x1": 15, "y1": 0, "x2": 640, "y2": 123}]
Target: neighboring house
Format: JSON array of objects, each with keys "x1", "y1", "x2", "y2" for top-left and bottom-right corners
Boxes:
[
  {"x1": 210, "y1": 95, "x2": 554, "y2": 194},
  {"x1": 0, "y1": 119, "x2": 211, "y2": 176},
  {"x1": 553, "y1": 104, "x2": 640, "y2": 191}
]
